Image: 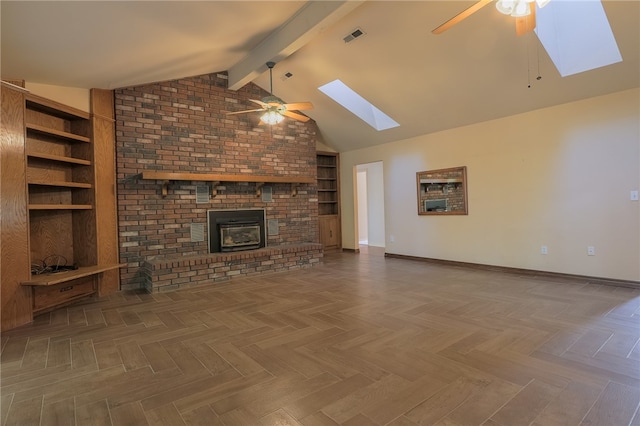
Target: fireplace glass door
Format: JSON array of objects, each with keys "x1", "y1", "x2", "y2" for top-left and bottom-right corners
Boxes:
[{"x1": 219, "y1": 222, "x2": 261, "y2": 251}]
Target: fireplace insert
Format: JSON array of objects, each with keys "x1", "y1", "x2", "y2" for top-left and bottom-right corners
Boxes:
[
  {"x1": 208, "y1": 209, "x2": 266, "y2": 253},
  {"x1": 219, "y1": 221, "x2": 261, "y2": 251}
]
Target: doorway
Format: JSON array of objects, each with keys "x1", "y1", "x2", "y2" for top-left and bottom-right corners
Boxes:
[{"x1": 356, "y1": 162, "x2": 385, "y2": 250}]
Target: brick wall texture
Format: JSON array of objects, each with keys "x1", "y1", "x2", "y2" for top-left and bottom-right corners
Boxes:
[
  {"x1": 114, "y1": 72, "x2": 319, "y2": 290},
  {"x1": 142, "y1": 243, "x2": 323, "y2": 293}
]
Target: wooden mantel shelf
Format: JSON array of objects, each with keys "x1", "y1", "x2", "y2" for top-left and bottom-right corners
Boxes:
[{"x1": 137, "y1": 171, "x2": 315, "y2": 198}]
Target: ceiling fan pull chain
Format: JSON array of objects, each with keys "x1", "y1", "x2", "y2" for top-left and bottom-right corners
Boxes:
[
  {"x1": 527, "y1": 33, "x2": 532, "y2": 88},
  {"x1": 536, "y1": 35, "x2": 542, "y2": 81}
]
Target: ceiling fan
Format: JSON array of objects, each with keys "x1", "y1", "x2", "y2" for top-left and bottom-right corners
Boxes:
[
  {"x1": 432, "y1": 0, "x2": 550, "y2": 36},
  {"x1": 226, "y1": 61, "x2": 313, "y2": 125}
]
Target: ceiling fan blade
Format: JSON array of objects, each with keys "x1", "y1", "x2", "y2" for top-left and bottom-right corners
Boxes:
[
  {"x1": 515, "y1": 3, "x2": 536, "y2": 36},
  {"x1": 432, "y1": 0, "x2": 493, "y2": 34},
  {"x1": 249, "y1": 99, "x2": 269, "y2": 108},
  {"x1": 282, "y1": 110, "x2": 310, "y2": 122},
  {"x1": 225, "y1": 108, "x2": 265, "y2": 115},
  {"x1": 283, "y1": 102, "x2": 313, "y2": 111}
]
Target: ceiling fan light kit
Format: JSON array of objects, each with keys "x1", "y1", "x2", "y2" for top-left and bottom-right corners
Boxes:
[
  {"x1": 433, "y1": 0, "x2": 551, "y2": 35},
  {"x1": 260, "y1": 110, "x2": 285, "y2": 125},
  {"x1": 496, "y1": 0, "x2": 531, "y2": 17},
  {"x1": 496, "y1": 0, "x2": 551, "y2": 17}
]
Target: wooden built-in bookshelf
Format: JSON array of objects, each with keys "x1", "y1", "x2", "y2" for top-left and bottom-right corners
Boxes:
[
  {"x1": 1, "y1": 82, "x2": 122, "y2": 329},
  {"x1": 316, "y1": 152, "x2": 341, "y2": 250}
]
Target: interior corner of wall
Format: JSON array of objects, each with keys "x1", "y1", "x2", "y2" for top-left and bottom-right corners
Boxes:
[
  {"x1": 24, "y1": 82, "x2": 90, "y2": 113},
  {"x1": 316, "y1": 140, "x2": 338, "y2": 153}
]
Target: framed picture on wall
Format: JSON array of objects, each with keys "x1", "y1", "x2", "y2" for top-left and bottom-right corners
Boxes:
[{"x1": 417, "y1": 166, "x2": 468, "y2": 215}]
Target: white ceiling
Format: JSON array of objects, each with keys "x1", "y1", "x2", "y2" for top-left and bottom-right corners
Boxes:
[{"x1": 2, "y1": 1, "x2": 638, "y2": 152}]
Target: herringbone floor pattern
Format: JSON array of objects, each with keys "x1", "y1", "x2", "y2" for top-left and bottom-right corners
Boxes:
[{"x1": 2, "y1": 247, "x2": 639, "y2": 426}]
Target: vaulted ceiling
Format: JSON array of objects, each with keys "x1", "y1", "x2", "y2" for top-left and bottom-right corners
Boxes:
[{"x1": 2, "y1": 1, "x2": 638, "y2": 152}]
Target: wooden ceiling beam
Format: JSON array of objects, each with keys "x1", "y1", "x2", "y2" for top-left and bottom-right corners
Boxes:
[{"x1": 227, "y1": 1, "x2": 363, "y2": 91}]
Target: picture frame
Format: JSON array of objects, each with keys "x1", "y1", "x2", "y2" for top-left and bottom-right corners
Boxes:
[{"x1": 417, "y1": 166, "x2": 468, "y2": 215}]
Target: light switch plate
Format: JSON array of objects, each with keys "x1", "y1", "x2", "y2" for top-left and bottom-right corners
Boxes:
[{"x1": 631, "y1": 190, "x2": 639, "y2": 201}]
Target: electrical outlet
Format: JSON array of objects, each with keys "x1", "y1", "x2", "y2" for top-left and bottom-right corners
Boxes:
[
  {"x1": 389, "y1": 235, "x2": 395, "y2": 243},
  {"x1": 631, "y1": 190, "x2": 639, "y2": 201},
  {"x1": 587, "y1": 246, "x2": 595, "y2": 256},
  {"x1": 541, "y1": 245, "x2": 548, "y2": 255}
]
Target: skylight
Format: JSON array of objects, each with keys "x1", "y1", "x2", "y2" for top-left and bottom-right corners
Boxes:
[
  {"x1": 318, "y1": 80, "x2": 399, "y2": 131},
  {"x1": 536, "y1": 0, "x2": 622, "y2": 77}
]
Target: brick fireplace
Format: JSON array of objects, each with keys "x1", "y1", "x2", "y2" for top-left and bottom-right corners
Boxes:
[{"x1": 114, "y1": 72, "x2": 322, "y2": 291}]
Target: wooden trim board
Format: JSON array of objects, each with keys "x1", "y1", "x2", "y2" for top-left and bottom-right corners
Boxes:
[{"x1": 384, "y1": 253, "x2": 640, "y2": 289}]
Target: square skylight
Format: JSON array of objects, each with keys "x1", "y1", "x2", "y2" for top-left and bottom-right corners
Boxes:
[
  {"x1": 536, "y1": 0, "x2": 622, "y2": 77},
  {"x1": 318, "y1": 79, "x2": 399, "y2": 131}
]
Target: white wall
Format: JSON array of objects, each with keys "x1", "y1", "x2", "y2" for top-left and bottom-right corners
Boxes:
[
  {"x1": 357, "y1": 162, "x2": 386, "y2": 247},
  {"x1": 357, "y1": 170, "x2": 368, "y2": 244},
  {"x1": 340, "y1": 89, "x2": 640, "y2": 281},
  {"x1": 24, "y1": 82, "x2": 90, "y2": 112}
]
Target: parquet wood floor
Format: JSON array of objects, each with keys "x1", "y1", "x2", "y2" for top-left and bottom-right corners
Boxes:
[{"x1": 2, "y1": 247, "x2": 639, "y2": 425}]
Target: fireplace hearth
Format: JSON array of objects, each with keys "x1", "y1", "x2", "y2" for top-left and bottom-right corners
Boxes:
[{"x1": 208, "y1": 209, "x2": 266, "y2": 253}]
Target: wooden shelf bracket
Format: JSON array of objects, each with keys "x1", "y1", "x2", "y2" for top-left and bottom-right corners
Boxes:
[
  {"x1": 211, "y1": 181, "x2": 221, "y2": 198},
  {"x1": 291, "y1": 183, "x2": 299, "y2": 197},
  {"x1": 256, "y1": 182, "x2": 265, "y2": 197},
  {"x1": 161, "y1": 180, "x2": 170, "y2": 198}
]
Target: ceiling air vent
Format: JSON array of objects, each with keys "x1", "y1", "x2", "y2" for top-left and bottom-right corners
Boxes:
[{"x1": 343, "y1": 28, "x2": 365, "y2": 43}]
